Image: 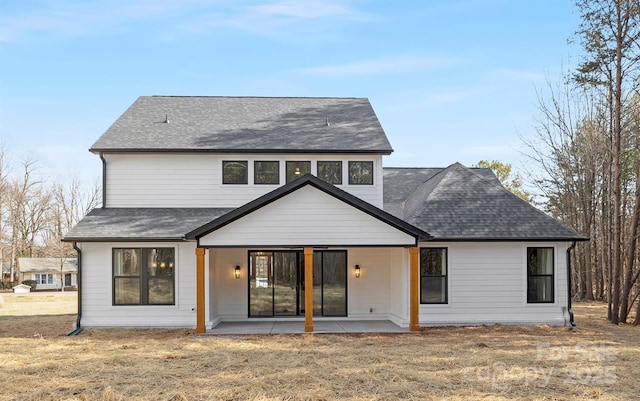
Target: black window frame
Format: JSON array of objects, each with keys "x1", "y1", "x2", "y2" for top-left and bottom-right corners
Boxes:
[
  {"x1": 527, "y1": 247, "x2": 554, "y2": 304},
  {"x1": 254, "y1": 160, "x2": 280, "y2": 185},
  {"x1": 420, "y1": 247, "x2": 448, "y2": 304},
  {"x1": 222, "y1": 160, "x2": 248, "y2": 184},
  {"x1": 286, "y1": 161, "x2": 311, "y2": 183},
  {"x1": 112, "y1": 247, "x2": 176, "y2": 306},
  {"x1": 317, "y1": 161, "x2": 343, "y2": 185},
  {"x1": 348, "y1": 161, "x2": 374, "y2": 185}
]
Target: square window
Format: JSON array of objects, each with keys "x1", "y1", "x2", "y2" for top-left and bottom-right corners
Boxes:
[
  {"x1": 113, "y1": 248, "x2": 175, "y2": 305},
  {"x1": 286, "y1": 161, "x2": 311, "y2": 183},
  {"x1": 317, "y1": 161, "x2": 342, "y2": 185},
  {"x1": 348, "y1": 161, "x2": 373, "y2": 185},
  {"x1": 254, "y1": 161, "x2": 279, "y2": 185},
  {"x1": 420, "y1": 248, "x2": 447, "y2": 304},
  {"x1": 222, "y1": 161, "x2": 248, "y2": 184},
  {"x1": 527, "y1": 247, "x2": 554, "y2": 303}
]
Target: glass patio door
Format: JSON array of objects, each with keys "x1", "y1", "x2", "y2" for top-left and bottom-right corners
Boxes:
[{"x1": 248, "y1": 250, "x2": 347, "y2": 317}]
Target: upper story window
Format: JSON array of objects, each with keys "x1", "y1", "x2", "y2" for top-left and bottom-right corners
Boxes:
[
  {"x1": 420, "y1": 248, "x2": 448, "y2": 304},
  {"x1": 113, "y1": 248, "x2": 175, "y2": 305},
  {"x1": 254, "y1": 161, "x2": 279, "y2": 185},
  {"x1": 527, "y1": 247, "x2": 554, "y2": 303},
  {"x1": 223, "y1": 161, "x2": 248, "y2": 184},
  {"x1": 286, "y1": 161, "x2": 311, "y2": 183},
  {"x1": 348, "y1": 161, "x2": 373, "y2": 185},
  {"x1": 317, "y1": 161, "x2": 342, "y2": 185}
]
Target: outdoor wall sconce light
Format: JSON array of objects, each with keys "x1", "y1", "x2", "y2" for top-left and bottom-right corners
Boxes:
[
  {"x1": 355, "y1": 265, "x2": 361, "y2": 278},
  {"x1": 294, "y1": 167, "x2": 301, "y2": 175},
  {"x1": 235, "y1": 265, "x2": 241, "y2": 279}
]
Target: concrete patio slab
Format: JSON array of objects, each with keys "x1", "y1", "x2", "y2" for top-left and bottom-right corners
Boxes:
[{"x1": 208, "y1": 320, "x2": 408, "y2": 335}]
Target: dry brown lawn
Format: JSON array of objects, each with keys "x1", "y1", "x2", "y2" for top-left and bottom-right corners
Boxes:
[{"x1": 1, "y1": 292, "x2": 639, "y2": 400}]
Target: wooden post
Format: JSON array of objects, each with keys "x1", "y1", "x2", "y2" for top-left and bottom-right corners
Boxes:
[
  {"x1": 409, "y1": 247, "x2": 420, "y2": 331},
  {"x1": 195, "y1": 248, "x2": 206, "y2": 334},
  {"x1": 304, "y1": 247, "x2": 314, "y2": 332}
]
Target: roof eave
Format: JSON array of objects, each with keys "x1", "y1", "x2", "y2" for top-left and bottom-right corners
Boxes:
[{"x1": 90, "y1": 148, "x2": 393, "y2": 155}]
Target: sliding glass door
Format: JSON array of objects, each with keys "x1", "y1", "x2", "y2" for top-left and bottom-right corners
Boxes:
[{"x1": 248, "y1": 250, "x2": 347, "y2": 317}]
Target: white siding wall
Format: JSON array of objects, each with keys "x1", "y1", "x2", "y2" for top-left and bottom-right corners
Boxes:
[
  {"x1": 105, "y1": 153, "x2": 384, "y2": 208},
  {"x1": 199, "y1": 186, "x2": 415, "y2": 247},
  {"x1": 79, "y1": 241, "x2": 198, "y2": 328},
  {"x1": 30, "y1": 273, "x2": 77, "y2": 290},
  {"x1": 418, "y1": 242, "x2": 570, "y2": 326},
  {"x1": 209, "y1": 248, "x2": 248, "y2": 323}
]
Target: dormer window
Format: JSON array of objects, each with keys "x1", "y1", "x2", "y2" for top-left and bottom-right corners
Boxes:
[{"x1": 223, "y1": 161, "x2": 248, "y2": 184}]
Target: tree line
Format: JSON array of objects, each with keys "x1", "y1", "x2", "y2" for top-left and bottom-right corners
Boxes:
[
  {"x1": 526, "y1": 0, "x2": 640, "y2": 324},
  {"x1": 0, "y1": 149, "x2": 100, "y2": 286}
]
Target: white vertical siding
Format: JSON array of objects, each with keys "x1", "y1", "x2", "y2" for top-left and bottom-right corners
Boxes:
[
  {"x1": 79, "y1": 241, "x2": 198, "y2": 328},
  {"x1": 418, "y1": 242, "x2": 570, "y2": 326},
  {"x1": 105, "y1": 153, "x2": 384, "y2": 208},
  {"x1": 198, "y1": 186, "x2": 415, "y2": 247}
]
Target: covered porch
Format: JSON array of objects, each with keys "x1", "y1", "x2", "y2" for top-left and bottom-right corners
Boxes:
[{"x1": 194, "y1": 246, "x2": 422, "y2": 333}]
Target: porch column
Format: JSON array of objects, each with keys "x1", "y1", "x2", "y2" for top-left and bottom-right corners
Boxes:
[
  {"x1": 409, "y1": 247, "x2": 420, "y2": 331},
  {"x1": 195, "y1": 247, "x2": 206, "y2": 334},
  {"x1": 304, "y1": 247, "x2": 314, "y2": 332}
]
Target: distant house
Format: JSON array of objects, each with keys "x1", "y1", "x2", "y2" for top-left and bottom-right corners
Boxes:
[
  {"x1": 18, "y1": 258, "x2": 78, "y2": 290},
  {"x1": 64, "y1": 96, "x2": 586, "y2": 332},
  {"x1": 2, "y1": 261, "x2": 16, "y2": 284}
]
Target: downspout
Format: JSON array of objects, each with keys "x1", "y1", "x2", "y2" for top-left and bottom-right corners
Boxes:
[
  {"x1": 566, "y1": 241, "x2": 577, "y2": 327},
  {"x1": 67, "y1": 242, "x2": 83, "y2": 336},
  {"x1": 100, "y1": 152, "x2": 107, "y2": 208}
]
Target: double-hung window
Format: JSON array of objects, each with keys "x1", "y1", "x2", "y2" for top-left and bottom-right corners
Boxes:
[
  {"x1": 113, "y1": 248, "x2": 175, "y2": 305},
  {"x1": 420, "y1": 248, "x2": 448, "y2": 304},
  {"x1": 34, "y1": 273, "x2": 54, "y2": 285},
  {"x1": 527, "y1": 247, "x2": 554, "y2": 303}
]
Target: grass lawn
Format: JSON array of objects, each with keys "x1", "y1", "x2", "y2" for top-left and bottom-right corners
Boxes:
[{"x1": 0, "y1": 293, "x2": 639, "y2": 400}]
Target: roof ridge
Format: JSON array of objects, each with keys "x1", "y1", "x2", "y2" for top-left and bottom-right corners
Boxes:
[{"x1": 147, "y1": 95, "x2": 366, "y2": 100}]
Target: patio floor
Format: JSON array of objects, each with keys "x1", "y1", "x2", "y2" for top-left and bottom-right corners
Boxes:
[{"x1": 208, "y1": 320, "x2": 408, "y2": 335}]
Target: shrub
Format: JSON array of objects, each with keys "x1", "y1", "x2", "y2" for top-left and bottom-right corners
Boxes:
[{"x1": 22, "y1": 280, "x2": 38, "y2": 290}]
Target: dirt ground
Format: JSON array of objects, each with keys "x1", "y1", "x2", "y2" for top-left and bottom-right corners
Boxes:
[{"x1": 0, "y1": 293, "x2": 638, "y2": 400}]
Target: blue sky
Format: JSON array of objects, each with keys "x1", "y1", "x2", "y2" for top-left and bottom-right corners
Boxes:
[{"x1": 0, "y1": 0, "x2": 579, "y2": 183}]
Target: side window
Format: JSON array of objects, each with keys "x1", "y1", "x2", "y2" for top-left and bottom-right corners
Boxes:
[
  {"x1": 348, "y1": 161, "x2": 373, "y2": 185},
  {"x1": 420, "y1": 248, "x2": 447, "y2": 304},
  {"x1": 527, "y1": 247, "x2": 554, "y2": 303},
  {"x1": 254, "y1": 161, "x2": 279, "y2": 185},
  {"x1": 317, "y1": 161, "x2": 342, "y2": 185},
  {"x1": 286, "y1": 161, "x2": 311, "y2": 183},
  {"x1": 222, "y1": 161, "x2": 248, "y2": 184},
  {"x1": 113, "y1": 248, "x2": 175, "y2": 305}
]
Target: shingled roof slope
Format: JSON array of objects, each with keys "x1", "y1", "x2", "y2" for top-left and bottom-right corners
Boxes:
[
  {"x1": 90, "y1": 96, "x2": 393, "y2": 154},
  {"x1": 18, "y1": 258, "x2": 78, "y2": 273},
  {"x1": 383, "y1": 163, "x2": 585, "y2": 241},
  {"x1": 63, "y1": 208, "x2": 233, "y2": 242}
]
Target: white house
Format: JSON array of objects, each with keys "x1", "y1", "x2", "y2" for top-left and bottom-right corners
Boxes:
[
  {"x1": 18, "y1": 258, "x2": 78, "y2": 290},
  {"x1": 64, "y1": 96, "x2": 586, "y2": 332}
]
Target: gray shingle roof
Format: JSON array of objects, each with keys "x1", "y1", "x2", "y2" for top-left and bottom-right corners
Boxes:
[
  {"x1": 18, "y1": 258, "x2": 78, "y2": 273},
  {"x1": 383, "y1": 163, "x2": 586, "y2": 241},
  {"x1": 63, "y1": 208, "x2": 233, "y2": 241},
  {"x1": 90, "y1": 96, "x2": 393, "y2": 154}
]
